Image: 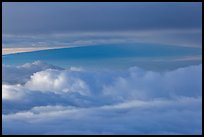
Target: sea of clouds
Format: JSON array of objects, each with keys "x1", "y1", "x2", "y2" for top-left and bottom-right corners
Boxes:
[{"x1": 2, "y1": 61, "x2": 202, "y2": 135}]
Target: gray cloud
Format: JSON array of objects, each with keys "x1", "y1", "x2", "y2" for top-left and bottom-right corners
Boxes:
[
  {"x1": 3, "y1": 2, "x2": 202, "y2": 34},
  {"x1": 2, "y1": 29, "x2": 202, "y2": 48}
]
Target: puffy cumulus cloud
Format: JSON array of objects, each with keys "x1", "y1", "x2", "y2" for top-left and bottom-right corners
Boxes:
[
  {"x1": 2, "y1": 84, "x2": 26, "y2": 101},
  {"x1": 102, "y1": 64, "x2": 202, "y2": 101},
  {"x1": 25, "y1": 69, "x2": 90, "y2": 95},
  {"x1": 2, "y1": 61, "x2": 202, "y2": 134},
  {"x1": 2, "y1": 61, "x2": 63, "y2": 84}
]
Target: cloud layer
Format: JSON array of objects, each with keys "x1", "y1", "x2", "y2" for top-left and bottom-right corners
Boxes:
[
  {"x1": 3, "y1": 2, "x2": 202, "y2": 34},
  {"x1": 2, "y1": 61, "x2": 202, "y2": 135},
  {"x1": 3, "y1": 29, "x2": 202, "y2": 48}
]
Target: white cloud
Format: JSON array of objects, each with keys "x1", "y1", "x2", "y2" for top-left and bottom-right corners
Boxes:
[
  {"x1": 2, "y1": 61, "x2": 202, "y2": 134},
  {"x1": 2, "y1": 61, "x2": 63, "y2": 85},
  {"x1": 25, "y1": 69, "x2": 90, "y2": 96},
  {"x1": 3, "y1": 97, "x2": 202, "y2": 135},
  {"x1": 102, "y1": 65, "x2": 202, "y2": 101},
  {"x1": 2, "y1": 84, "x2": 26, "y2": 101}
]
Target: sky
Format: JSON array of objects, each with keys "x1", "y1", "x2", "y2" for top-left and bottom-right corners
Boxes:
[
  {"x1": 2, "y1": 2, "x2": 202, "y2": 134},
  {"x1": 2, "y1": 2, "x2": 202, "y2": 48}
]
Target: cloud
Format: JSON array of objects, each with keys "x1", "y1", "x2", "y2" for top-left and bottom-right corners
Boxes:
[
  {"x1": 3, "y1": 3, "x2": 202, "y2": 34},
  {"x1": 2, "y1": 29, "x2": 202, "y2": 48},
  {"x1": 2, "y1": 61, "x2": 63, "y2": 84},
  {"x1": 25, "y1": 69, "x2": 90, "y2": 95},
  {"x1": 2, "y1": 61, "x2": 202, "y2": 134},
  {"x1": 3, "y1": 97, "x2": 202, "y2": 135},
  {"x1": 2, "y1": 84, "x2": 26, "y2": 101},
  {"x1": 102, "y1": 65, "x2": 202, "y2": 101}
]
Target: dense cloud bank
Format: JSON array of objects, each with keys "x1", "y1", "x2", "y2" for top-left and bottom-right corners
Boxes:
[
  {"x1": 3, "y1": 3, "x2": 202, "y2": 34},
  {"x1": 2, "y1": 61, "x2": 202, "y2": 135}
]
